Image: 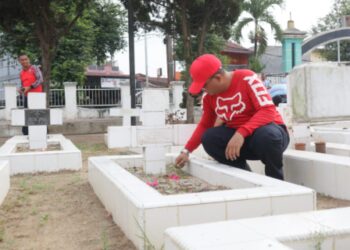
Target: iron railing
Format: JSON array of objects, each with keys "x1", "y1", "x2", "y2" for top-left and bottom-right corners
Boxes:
[
  {"x1": 76, "y1": 87, "x2": 121, "y2": 107},
  {"x1": 50, "y1": 89, "x2": 65, "y2": 107},
  {"x1": 17, "y1": 93, "x2": 25, "y2": 108},
  {"x1": 0, "y1": 88, "x2": 4, "y2": 109},
  {"x1": 15, "y1": 90, "x2": 65, "y2": 108},
  {"x1": 135, "y1": 88, "x2": 143, "y2": 108},
  {"x1": 266, "y1": 73, "x2": 287, "y2": 86}
]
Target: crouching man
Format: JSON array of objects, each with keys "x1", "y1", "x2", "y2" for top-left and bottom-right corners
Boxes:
[{"x1": 175, "y1": 54, "x2": 289, "y2": 180}]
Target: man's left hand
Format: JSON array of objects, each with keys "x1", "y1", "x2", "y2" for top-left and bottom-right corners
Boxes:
[
  {"x1": 23, "y1": 86, "x2": 31, "y2": 94},
  {"x1": 225, "y1": 132, "x2": 244, "y2": 161}
]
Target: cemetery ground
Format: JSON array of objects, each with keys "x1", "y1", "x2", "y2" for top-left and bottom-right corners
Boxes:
[{"x1": 0, "y1": 134, "x2": 349, "y2": 250}]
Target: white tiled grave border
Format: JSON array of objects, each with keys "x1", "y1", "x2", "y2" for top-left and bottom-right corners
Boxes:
[
  {"x1": 284, "y1": 149, "x2": 350, "y2": 200},
  {"x1": 104, "y1": 124, "x2": 197, "y2": 149},
  {"x1": 88, "y1": 154, "x2": 315, "y2": 250},
  {"x1": 165, "y1": 207, "x2": 350, "y2": 250},
  {"x1": 310, "y1": 141, "x2": 350, "y2": 157},
  {"x1": 0, "y1": 161, "x2": 10, "y2": 205},
  {"x1": 311, "y1": 126, "x2": 350, "y2": 145},
  {"x1": 0, "y1": 134, "x2": 82, "y2": 175}
]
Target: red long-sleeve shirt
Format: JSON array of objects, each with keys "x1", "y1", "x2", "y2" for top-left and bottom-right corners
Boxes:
[
  {"x1": 185, "y1": 69, "x2": 285, "y2": 152},
  {"x1": 20, "y1": 65, "x2": 43, "y2": 95}
]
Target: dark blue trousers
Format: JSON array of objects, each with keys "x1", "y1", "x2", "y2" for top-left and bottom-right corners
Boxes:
[
  {"x1": 22, "y1": 96, "x2": 28, "y2": 135},
  {"x1": 201, "y1": 123, "x2": 289, "y2": 180}
]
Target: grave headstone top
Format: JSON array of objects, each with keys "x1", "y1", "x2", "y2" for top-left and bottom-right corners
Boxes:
[{"x1": 11, "y1": 93, "x2": 62, "y2": 149}]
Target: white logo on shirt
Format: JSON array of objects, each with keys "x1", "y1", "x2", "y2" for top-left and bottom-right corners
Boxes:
[
  {"x1": 215, "y1": 93, "x2": 246, "y2": 121},
  {"x1": 244, "y1": 74, "x2": 273, "y2": 106}
]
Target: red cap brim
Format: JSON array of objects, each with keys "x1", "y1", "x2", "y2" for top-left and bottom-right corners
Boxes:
[{"x1": 188, "y1": 81, "x2": 205, "y2": 95}]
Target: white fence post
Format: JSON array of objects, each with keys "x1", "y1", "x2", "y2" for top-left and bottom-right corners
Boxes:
[
  {"x1": 170, "y1": 81, "x2": 184, "y2": 109},
  {"x1": 120, "y1": 81, "x2": 131, "y2": 109},
  {"x1": 64, "y1": 82, "x2": 77, "y2": 120},
  {"x1": 4, "y1": 82, "x2": 17, "y2": 120}
]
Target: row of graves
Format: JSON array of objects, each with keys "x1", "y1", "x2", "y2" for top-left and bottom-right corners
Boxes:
[{"x1": 1, "y1": 62, "x2": 350, "y2": 249}]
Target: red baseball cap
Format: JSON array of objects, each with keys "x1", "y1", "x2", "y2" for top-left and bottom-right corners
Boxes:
[{"x1": 189, "y1": 54, "x2": 222, "y2": 95}]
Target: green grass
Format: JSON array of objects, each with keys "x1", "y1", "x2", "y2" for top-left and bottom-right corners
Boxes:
[
  {"x1": 39, "y1": 214, "x2": 49, "y2": 226},
  {"x1": 101, "y1": 229, "x2": 109, "y2": 250},
  {"x1": 0, "y1": 226, "x2": 4, "y2": 242},
  {"x1": 76, "y1": 143, "x2": 107, "y2": 152}
]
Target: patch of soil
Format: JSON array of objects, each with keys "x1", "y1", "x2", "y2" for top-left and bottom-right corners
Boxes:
[
  {"x1": 1, "y1": 134, "x2": 350, "y2": 250},
  {"x1": 317, "y1": 193, "x2": 350, "y2": 209},
  {"x1": 0, "y1": 134, "x2": 136, "y2": 250},
  {"x1": 126, "y1": 165, "x2": 228, "y2": 195},
  {"x1": 16, "y1": 142, "x2": 61, "y2": 152}
]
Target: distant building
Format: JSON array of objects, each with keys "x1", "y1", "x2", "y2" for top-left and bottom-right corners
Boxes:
[
  {"x1": 85, "y1": 63, "x2": 128, "y2": 88},
  {"x1": 220, "y1": 41, "x2": 253, "y2": 71},
  {"x1": 259, "y1": 46, "x2": 324, "y2": 75},
  {"x1": 85, "y1": 63, "x2": 168, "y2": 89}
]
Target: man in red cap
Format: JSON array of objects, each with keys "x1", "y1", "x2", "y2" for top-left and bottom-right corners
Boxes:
[{"x1": 175, "y1": 54, "x2": 289, "y2": 180}]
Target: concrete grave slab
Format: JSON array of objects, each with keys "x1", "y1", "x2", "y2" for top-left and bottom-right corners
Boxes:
[
  {"x1": 0, "y1": 161, "x2": 10, "y2": 206},
  {"x1": 11, "y1": 93, "x2": 63, "y2": 149},
  {"x1": 0, "y1": 134, "x2": 82, "y2": 175},
  {"x1": 284, "y1": 149, "x2": 350, "y2": 200},
  {"x1": 89, "y1": 154, "x2": 315, "y2": 250},
  {"x1": 165, "y1": 207, "x2": 350, "y2": 250}
]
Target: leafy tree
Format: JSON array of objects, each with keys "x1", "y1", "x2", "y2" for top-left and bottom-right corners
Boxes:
[
  {"x1": 0, "y1": 1, "x2": 126, "y2": 86},
  {"x1": 123, "y1": 0, "x2": 243, "y2": 123},
  {"x1": 233, "y1": 0, "x2": 284, "y2": 57},
  {"x1": 248, "y1": 56, "x2": 265, "y2": 73},
  {"x1": 0, "y1": 0, "x2": 91, "y2": 100},
  {"x1": 90, "y1": 1, "x2": 126, "y2": 65},
  {"x1": 311, "y1": 0, "x2": 350, "y2": 61}
]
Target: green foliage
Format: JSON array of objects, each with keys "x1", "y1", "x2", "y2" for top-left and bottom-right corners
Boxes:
[
  {"x1": 249, "y1": 56, "x2": 265, "y2": 73},
  {"x1": 89, "y1": 1, "x2": 127, "y2": 65},
  {"x1": 0, "y1": 0, "x2": 126, "y2": 85},
  {"x1": 233, "y1": 0, "x2": 284, "y2": 56},
  {"x1": 123, "y1": 0, "x2": 243, "y2": 80},
  {"x1": 124, "y1": 0, "x2": 244, "y2": 122},
  {"x1": 311, "y1": 0, "x2": 350, "y2": 61},
  {"x1": 175, "y1": 33, "x2": 227, "y2": 64}
]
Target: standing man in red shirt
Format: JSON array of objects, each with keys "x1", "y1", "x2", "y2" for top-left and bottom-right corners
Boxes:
[
  {"x1": 175, "y1": 54, "x2": 289, "y2": 180},
  {"x1": 18, "y1": 54, "x2": 44, "y2": 135}
]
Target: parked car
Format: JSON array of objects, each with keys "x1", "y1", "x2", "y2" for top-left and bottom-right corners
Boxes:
[{"x1": 268, "y1": 83, "x2": 287, "y2": 107}]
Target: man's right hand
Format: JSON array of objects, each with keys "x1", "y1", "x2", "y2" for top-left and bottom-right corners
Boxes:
[{"x1": 175, "y1": 152, "x2": 189, "y2": 168}]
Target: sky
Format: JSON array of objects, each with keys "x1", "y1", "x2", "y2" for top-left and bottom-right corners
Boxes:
[{"x1": 113, "y1": 0, "x2": 334, "y2": 77}]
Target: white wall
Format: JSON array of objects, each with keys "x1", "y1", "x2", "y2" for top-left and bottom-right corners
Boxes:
[{"x1": 289, "y1": 62, "x2": 350, "y2": 122}]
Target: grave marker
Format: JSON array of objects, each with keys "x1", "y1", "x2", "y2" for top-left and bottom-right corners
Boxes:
[{"x1": 11, "y1": 93, "x2": 62, "y2": 149}]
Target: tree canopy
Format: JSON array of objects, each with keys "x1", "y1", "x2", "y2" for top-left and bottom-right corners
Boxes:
[
  {"x1": 123, "y1": 0, "x2": 243, "y2": 122},
  {"x1": 233, "y1": 0, "x2": 284, "y2": 57},
  {"x1": 0, "y1": 0, "x2": 126, "y2": 89}
]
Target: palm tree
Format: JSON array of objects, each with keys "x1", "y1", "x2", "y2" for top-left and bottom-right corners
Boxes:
[{"x1": 233, "y1": 0, "x2": 284, "y2": 57}]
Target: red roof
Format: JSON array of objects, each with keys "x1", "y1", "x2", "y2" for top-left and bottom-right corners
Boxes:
[
  {"x1": 221, "y1": 41, "x2": 253, "y2": 55},
  {"x1": 85, "y1": 64, "x2": 127, "y2": 77}
]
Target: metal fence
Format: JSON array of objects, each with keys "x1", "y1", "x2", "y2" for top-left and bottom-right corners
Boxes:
[
  {"x1": 76, "y1": 87, "x2": 121, "y2": 107},
  {"x1": 15, "y1": 90, "x2": 65, "y2": 108},
  {"x1": 16, "y1": 93, "x2": 25, "y2": 108},
  {"x1": 135, "y1": 88, "x2": 143, "y2": 108},
  {"x1": 266, "y1": 73, "x2": 287, "y2": 86},
  {"x1": 50, "y1": 89, "x2": 65, "y2": 107},
  {"x1": 0, "y1": 88, "x2": 4, "y2": 109}
]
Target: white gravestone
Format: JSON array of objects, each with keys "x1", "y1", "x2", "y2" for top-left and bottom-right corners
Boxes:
[
  {"x1": 11, "y1": 93, "x2": 63, "y2": 149},
  {"x1": 109, "y1": 107, "x2": 141, "y2": 126},
  {"x1": 111, "y1": 88, "x2": 171, "y2": 174}
]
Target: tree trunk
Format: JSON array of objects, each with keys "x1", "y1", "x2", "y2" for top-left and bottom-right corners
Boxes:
[
  {"x1": 254, "y1": 20, "x2": 258, "y2": 57},
  {"x1": 179, "y1": 0, "x2": 195, "y2": 123},
  {"x1": 40, "y1": 41, "x2": 56, "y2": 108}
]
